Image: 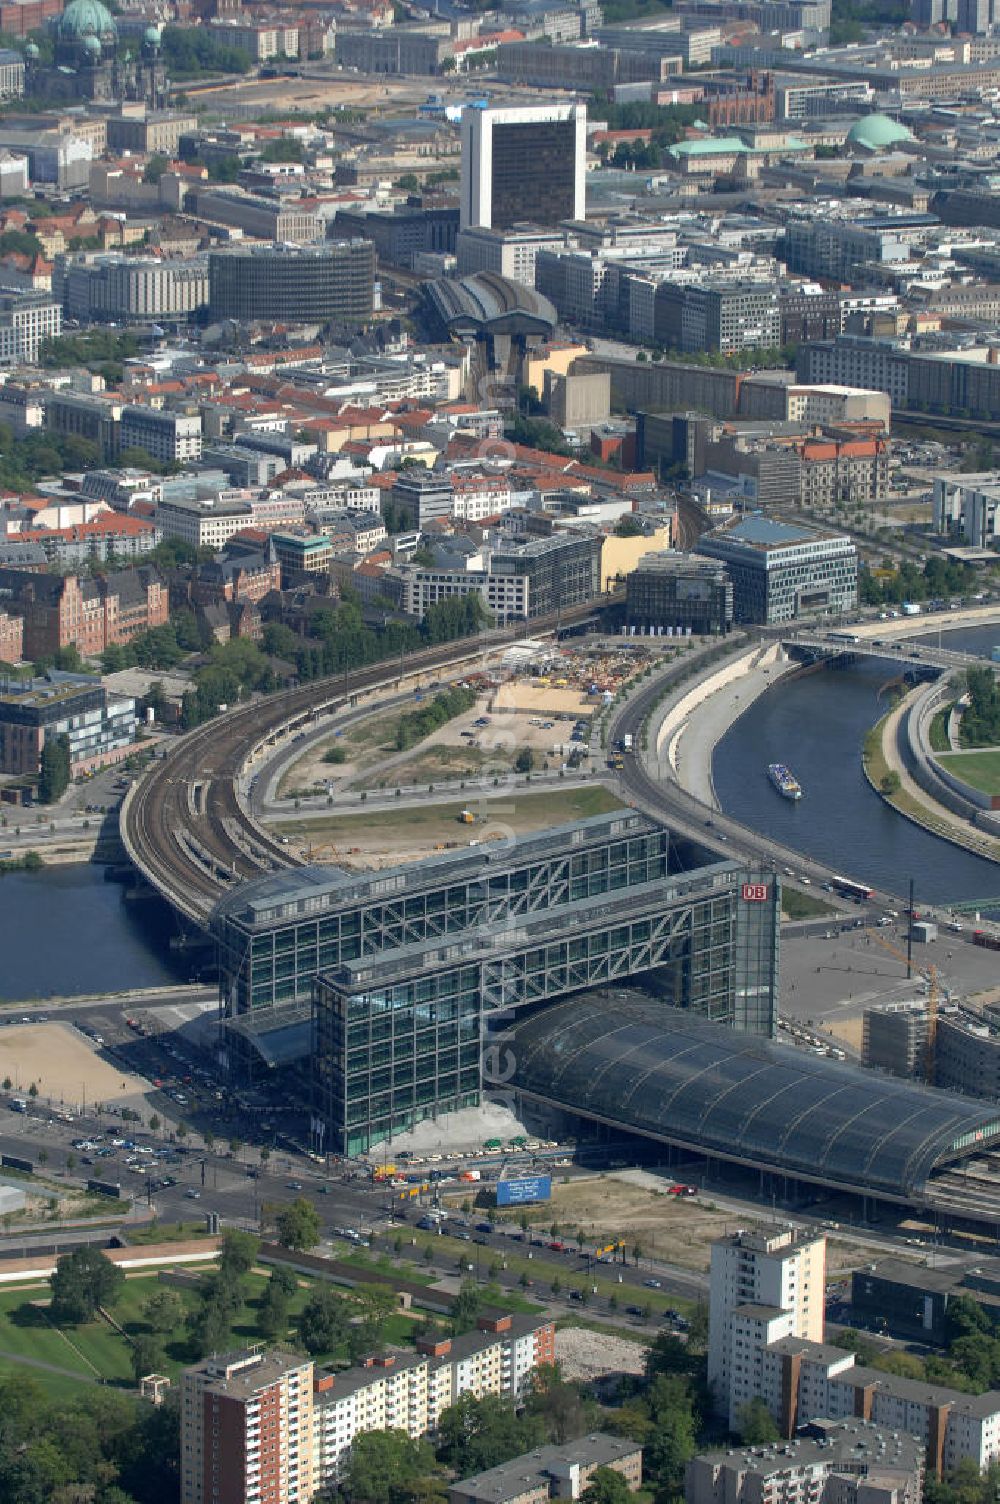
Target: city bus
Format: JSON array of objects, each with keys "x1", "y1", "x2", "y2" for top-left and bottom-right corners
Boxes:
[{"x1": 831, "y1": 875, "x2": 875, "y2": 902}]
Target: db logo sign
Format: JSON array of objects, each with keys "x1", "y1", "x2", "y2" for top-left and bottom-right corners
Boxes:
[{"x1": 742, "y1": 883, "x2": 769, "y2": 903}]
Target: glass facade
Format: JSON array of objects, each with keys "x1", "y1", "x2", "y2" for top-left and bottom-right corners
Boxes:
[
  {"x1": 311, "y1": 863, "x2": 780, "y2": 1153},
  {"x1": 490, "y1": 120, "x2": 578, "y2": 231},
  {"x1": 212, "y1": 812, "x2": 673, "y2": 1019}
]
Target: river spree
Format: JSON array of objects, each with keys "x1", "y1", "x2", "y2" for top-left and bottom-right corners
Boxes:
[
  {"x1": 0, "y1": 865, "x2": 186, "y2": 1002},
  {"x1": 713, "y1": 639, "x2": 1000, "y2": 907}
]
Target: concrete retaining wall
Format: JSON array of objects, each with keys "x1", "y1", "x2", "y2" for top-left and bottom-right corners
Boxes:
[{"x1": 902, "y1": 684, "x2": 1000, "y2": 835}]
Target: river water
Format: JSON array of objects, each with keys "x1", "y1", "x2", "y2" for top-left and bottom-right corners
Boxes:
[
  {"x1": 713, "y1": 623, "x2": 1000, "y2": 906},
  {"x1": 0, "y1": 866, "x2": 186, "y2": 1002}
]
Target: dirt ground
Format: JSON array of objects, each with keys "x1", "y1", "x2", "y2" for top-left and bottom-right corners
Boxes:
[
  {"x1": 282, "y1": 787, "x2": 624, "y2": 868},
  {"x1": 192, "y1": 75, "x2": 428, "y2": 115},
  {"x1": 280, "y1": 697, "x2": 594, "y2": 799},
  {"x1": 0, "y1": 1024, "x2": 148, "y2": 1112},
  {"x1": 493, "y1": 683, "x2": 601, "y2": 718},
  {"x1": 508, "y1": 1174, "x2": 868, "y2": 1278}
]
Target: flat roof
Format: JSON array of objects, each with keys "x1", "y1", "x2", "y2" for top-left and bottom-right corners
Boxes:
[
  {"x1": 211, "y1": 811, "x2": 660, "y2": 932},
  {"x1": 510, "y1": 993, "x2": 1000, "y2": 1200}
]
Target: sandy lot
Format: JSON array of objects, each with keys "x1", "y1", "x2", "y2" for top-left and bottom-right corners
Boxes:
[
  {"x1": 493, "y1": 683, "x2": 600, "y2": 718},
  {"x1": 281, "y1": 787, "x2": 624, "y2": 868},
  {"x1": 512, "y1": 1174, "x2": 874, "y2": 1278},
  {"x1": 0, "y1": 1023, "x2": 148, "y2": 1110}
]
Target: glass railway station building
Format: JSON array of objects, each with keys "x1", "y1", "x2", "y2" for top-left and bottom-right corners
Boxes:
[{"x1": 211, "y1": 811, "x2": 780, "y2": 1155}]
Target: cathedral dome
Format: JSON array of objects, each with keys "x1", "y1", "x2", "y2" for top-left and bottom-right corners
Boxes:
[{"x1": 56, "y1": 0, "x2": 118, "y2": 44}]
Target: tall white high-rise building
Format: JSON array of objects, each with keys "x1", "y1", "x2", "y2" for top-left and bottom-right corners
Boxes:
[
  {"x1": 708, "y1": 1225, "x2": 825, "y2": 1425},
  {"x1": 460, "y1": 103, "x2": 587, "y2": 232}
]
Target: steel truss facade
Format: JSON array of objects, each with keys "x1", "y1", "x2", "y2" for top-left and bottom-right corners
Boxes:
[
  {"x1": 313, "y1": 865, "x2": 779, "y2": 1154},
  {"x1": 212, "y1": 812, "x2": 678, "y2": 1020}
]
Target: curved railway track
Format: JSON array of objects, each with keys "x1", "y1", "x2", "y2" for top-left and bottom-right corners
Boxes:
[{"x1": 122, "y1": 604, "x2": 609, "y2": 926}]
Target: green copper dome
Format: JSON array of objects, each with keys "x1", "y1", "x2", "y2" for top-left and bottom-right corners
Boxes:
[
  {"x1": 846, "y1": 113, "x2": 914, "y2": 150},
  {"x1": 143, "y1": 24, "x2": 161, "y2": 43},
  {"x1": 56, "y1": 0, "x2": 117, "y2": 42}
]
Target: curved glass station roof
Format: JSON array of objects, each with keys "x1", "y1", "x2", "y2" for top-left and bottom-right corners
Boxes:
[{"x1": 511, "y1": 995, "x2": 1000, "y2": 1199}]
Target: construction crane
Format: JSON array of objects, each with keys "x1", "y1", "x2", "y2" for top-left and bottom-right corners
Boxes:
[{"x1": 869, "y1": 924, "x2": 939, "y2": 1084}]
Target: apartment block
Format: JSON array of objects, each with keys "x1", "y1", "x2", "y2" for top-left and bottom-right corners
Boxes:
[
  {"x1": 708, "y1": 1228, "x2": 1000, "y2": 1476},
  {"x1": 452, "y1": 1434, "x2": 643, "y2": 1504},
  {"x1": 708, "y1": 1225, "x2": 825, "y2": 1422},
  {"x1": 181, "y1": 1348, "x2": 315, "y2": 1504},
  {"x1": 183, "y1": 1316, "x2": 555, "y2": 1503},
  {"x1": 157, "y1": 496, "x2": 253, "y2": 551},
  {"x1": 686, "y1": 1420, "x2": 924, "y2": 1504}
]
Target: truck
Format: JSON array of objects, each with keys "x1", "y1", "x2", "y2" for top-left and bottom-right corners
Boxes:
[
  {"x1": 623, "y1": 733, "x2": 634, "y2": 752},
  {"x1": 901, "y1": 602, "x2": 922, "y2": 616},
  {"x1": 973, "y1": 930, "x2": 1000, "y2": 952},
  {"x1": 372, "y1": 1164, "x2": 396, "y2": 1181}
]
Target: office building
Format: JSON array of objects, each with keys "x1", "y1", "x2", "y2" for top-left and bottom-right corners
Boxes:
[
  {"x1": 460, "y1": 103, "x2": 586, "y2": 232},
  {"x1": 212, "y1": 811, "x2": 780, "y2": 1143},
  {"x1": 389, "y1": 469, "x2": 453, "y2": 529},
  {"x1": 697, "y1": 516, "x2": 857, "y2": 624},
  {"x1": 864, "y1": 1001, "x2": 928, "y2": 1080},
  {"x1": 333, "y1": 26, "x2": 454, "y2": 75},
  {"x1": 686, "y1": 1421, "x2": 924, "y2": 1504},
  {"x1": 782, "y1": 217, "x2": 933, "y2": 285},
  {"x1": 708, "y1": 1226, "x2": 826, "y2": 1424},
  {"x1": 626, "y1": 551, "x2": 734, "y2": 636},
  {"x1": 58, "y1": 254, "x2": 208, "y2": 325},
  {"x1": 401, "y1": 565, "x2": 530, "y2": 622},
  {"x1": 456, "y1": 225, "x2": 565, "y2": 288},
  {"x1": 932, "y1": 473, "x2": 1000, "y2": 550},
  {"x1": 187, "y1": 187, "x2": 320, "y2": 243},
  {"x1": 156, "y1": 495, "x2": 254, "y2": 551},
  {"x1": 271, "y1": 531, "x2": 333, "y2": 585},
  {"x1": 488, "y1": 531, "x2": 602, "y2": 619},
  {"x1": 452, "y1": 1435, "x2": 643, "y2": 1504},
  {"x1": 655, "y1": 281, "x2": 781, "y2": 357},
  {"x1": 334, "y1": 204, "x2": 458, "y2": 270},
  {"x1": 180, "y1": 1348, "x2": 315, "y2": 1504},
  {"x1": 0, "y1": 291, "x2": 60, "y2": 365},
  {"x1": 0, "y1": 670, "x2": 135, "y2": 776},
  {"x1": 208, "y1": 242, "x2": 374, "y2": 327},
  {"x1": 121, "y1": 406, "x2": 202, "y2": 465},
  {"x1": 0, "y1": 565, "x2": 168, "y2": 659}
]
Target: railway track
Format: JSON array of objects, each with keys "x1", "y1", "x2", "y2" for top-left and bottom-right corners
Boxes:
[{"x1": 122, "y1": 603, "x2": 610, "y2": 926}]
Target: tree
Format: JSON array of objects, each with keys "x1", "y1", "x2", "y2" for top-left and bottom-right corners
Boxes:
[
  {"x1": 187, "y1": 1298, "x2": 232, "y2": 1359},
  {"x1": 275, "y1": 1197, "x2": 320, "y2": 1252},
  {"x1": 142, "y1": 1288, "x2": 184, "y2": 1335},
  {"x1": 580, "y1": 1467, "x2": 633, "y2": 1504},
  {"x1": 218, "y1": 1229, "x2": 259, "y2": 1280},
  {"x1": 131, "y1": 1333, "x2": 165, "y2": 1386},
  {"x1": 880, "y1": 771, "x2": 901, "y2": 796},
  {"x1": 437, "y1": 1393, "x2": 543, "y2": 1474},
  {"x1": 297, "y1": 1287, "x2": 350, "y2": 1356},
  {"x1": 524, "y1": 1364, "x2": 596, "y2": 1444},
  {"x1": 50, "y1": 1245, "x2": 125, "y2": 1323},
  {"x1": 514, "y1": 747, "x2": 534, "y2": 774},
  {"x1": 738, "y1": 1397, "x2": 780, "y2": 1444},
  {"x1": 149, "y1": 1114, "x2": 160, "y2": 1133},
  {"x1": 38, "y1": 733, "x2": 71, "y2": 804},
  {"x1": 450, "y1": 1279, "x2": 488, "y2": 1336},
  {"x1": 643, "y1": 1374, "x2": 698, "y2": 1494},
  {"x1": 344, "y1": 1428, "x2": 441, "y2": 1504},
  {"x1": 355, "y1": 1283, "x2": 397, "y2": 1343},
  {"x1": 259, "y1": 1270, "x2": 292, "y2": 1341}
]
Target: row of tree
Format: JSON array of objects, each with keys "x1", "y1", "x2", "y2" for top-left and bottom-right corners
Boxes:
[
  {"x1": 395, "y1": 686, "x2": 477, "y2": 751},
  {"x1": 859, "y1": 556, "x2": 989, "y2": 608},
  {"x1": 961, "y1": 667, "x2": 1000, "y2": 750}
]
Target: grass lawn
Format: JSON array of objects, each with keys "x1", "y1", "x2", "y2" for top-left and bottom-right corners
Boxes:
[
  {"x1": 938, "y1": 747, "x2": 1000, "y2": 797},
  {"x1": 277, "y1": 786, "x2": 624, "y2": 848},
  {"x1": 126, "y1": 1220, "x2": 214, "y2": 1245},
  {"x1": 0, "y1": 1264, "x2": 413, "y2": 1397},
  {"x1": 782, "y1": 888, "x2": 835, "y2": 921},
  {"x1": 0, "y1": 1356, "x2": 94, "y2": 1397}
]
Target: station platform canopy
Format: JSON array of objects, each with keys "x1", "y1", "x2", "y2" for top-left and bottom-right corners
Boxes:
[{"x1": 510, "y1": 993, "x2": 1000, "y2": 1201}]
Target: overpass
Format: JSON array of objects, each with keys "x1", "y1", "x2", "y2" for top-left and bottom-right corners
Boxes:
[{"x1": 787, "y1": 632, "x2": 979, "y2": 672}]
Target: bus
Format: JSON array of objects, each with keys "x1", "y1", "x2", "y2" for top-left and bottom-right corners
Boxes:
[
  {"x1": 827, "y1": 632, "x2": 861, "y2": 644},
  {"x1": 831, "y1": 875, "x2": 875, "y2": 902}
]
